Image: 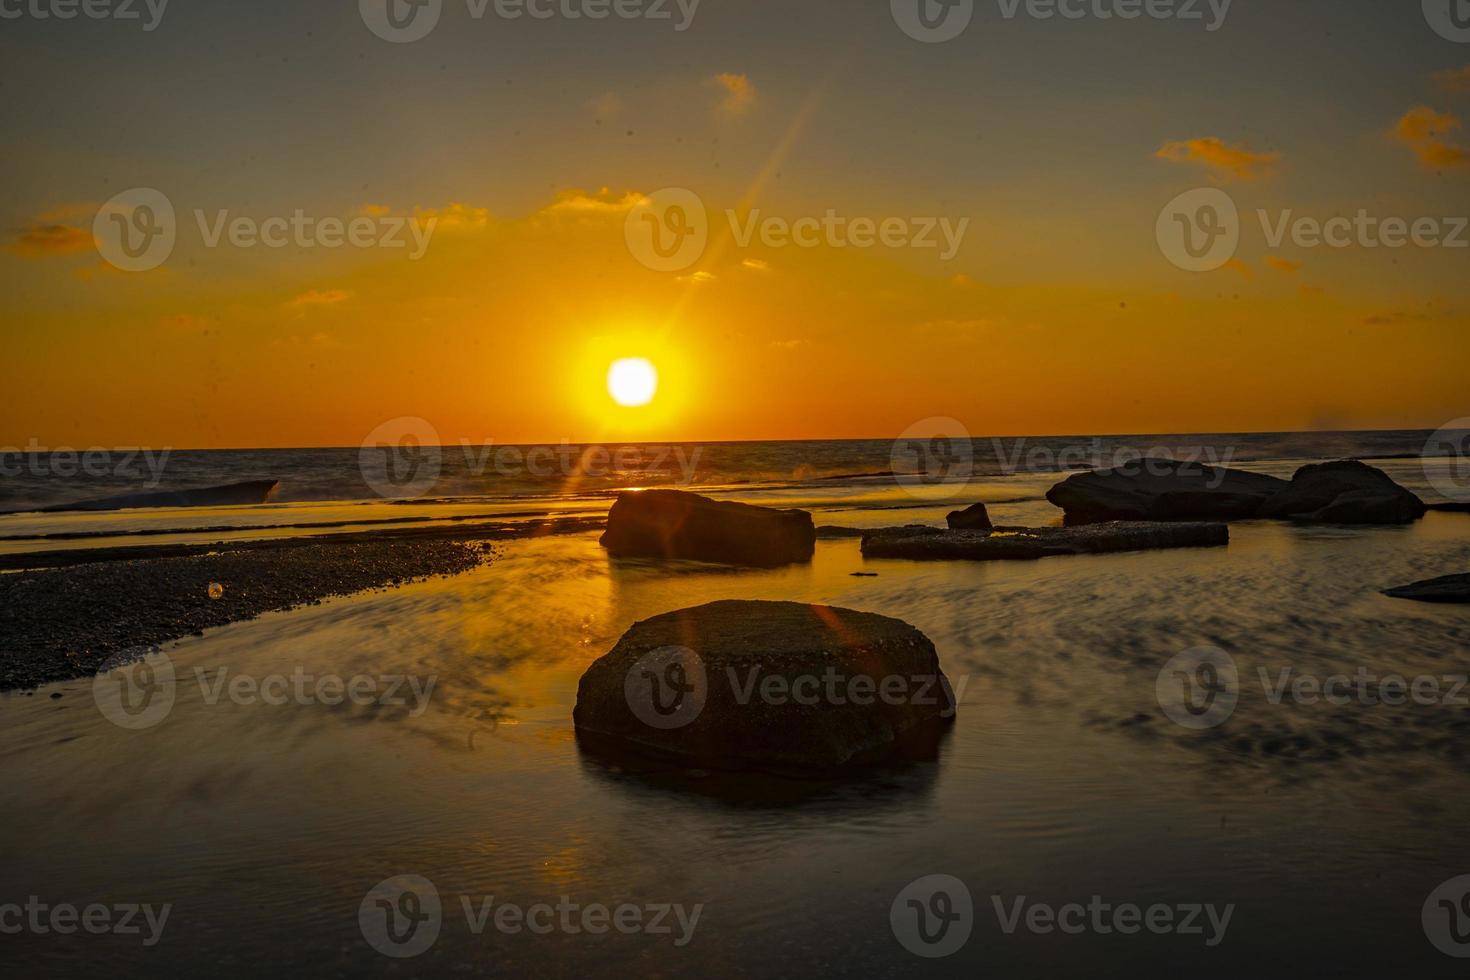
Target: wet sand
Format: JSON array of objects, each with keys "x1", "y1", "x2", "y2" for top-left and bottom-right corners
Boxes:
[{"x1": 0, "y1": 516, "x2": 599, "y2": 691}]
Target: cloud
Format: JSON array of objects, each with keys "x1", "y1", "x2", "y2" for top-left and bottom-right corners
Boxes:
[
  {"x1": 412, "y1": 203, "x2": 490, "y2": 229},
  {"x1": 1222, "y1": 258, "x2": 1252, "y2": 277},
  {"x1": 676, "y1": 270, "x2": 717, "y2": 284},
  {"x1": 541, "y1": 188, "x2": 643, "y2": 215},
  {"x1": 1393, "y1": 106, "x2": 1470, "y2": 170},
  {"x1": 1434, "y1": 65, "x2": 1470, "y2": 95},
  {"x1": 741, "y1": 258, "x2": 771, "y2": 272},
  {"x1": 1155, "y1": 137, "x2": 1281, "y2": 180},
  {"x1": 1264, "y1": 256, "x2": 1301, "y2": 274},
  {"x1": 286, "y1": 289, "x2": 352, "y2": 309},
  {"x1": 7, "y1": 222, "x2": 92, "y2": 257},
  {"x1": 712, "y1": 73, "x2": 756, "y2": 115}
]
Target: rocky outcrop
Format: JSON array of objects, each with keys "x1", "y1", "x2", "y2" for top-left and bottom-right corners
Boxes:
[
  {"x1": 1046, "y1": 458, "x2": 1428, "y2": 526},
  {"x1": 40, "y1": 480, "x2": 279, "y2": 513},
  {"x1": 861, "y1": 522, "x2": 1228, "y2": 562},
  {"x1": 946, "y1": 503, "x2": 993, "y2": 530},
  {"x1": 600, "y1": 490, "x2": 815, "y2": 567},
  {"x1": 1383, "y1": 573, "x2": 1470, "y2": 604},
  {"x1": 1257, "y1": 460, "x2": 1427, "y2": 525},
  {"x1": 1045, "y1": 459, "x2": 1287, "y2": 524},
  {"x1": 573, "y1": 600, "x2": 956, "y2": 772}
]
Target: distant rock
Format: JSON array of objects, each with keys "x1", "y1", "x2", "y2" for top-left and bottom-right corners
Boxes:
[
  {"x1": 946, "y1": 503, "x2": 993, "y2": 530},
  {"x1": 1257, "y1": 460, "x2": 1426, "y2": 525},
  {"x1": 1382, "y1": 573, "x2": 1470, "y2": 604},
  {"x1": 1045, "y1": 459, "x2": 1287, "y2": 524},
  {"x1": 861, "y1": 521, "x2": 1227, "y2": 562},
  {"x1": 1426, "y1": 502, "x2": 1470, "y2": 514},
  {"x1": 573, "y1": 600, "x2": 955, "y2": 772},
  {"x1": 600, "y1": 490, "x2": 815, "y2": 567},
  {"x1": 40, "y1": 480, "x2": 279, "y2": 513},
  {"x1": 816, "y1": 526, "x2": 867, "y2": 539},
  {"x1": 1046, "y1": 458, "x2": 1428, "y2": 526}
]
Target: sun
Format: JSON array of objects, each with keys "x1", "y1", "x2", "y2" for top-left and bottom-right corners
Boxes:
[{"x1": 607, "y1": 357, "x2": 658, "y2": 407}]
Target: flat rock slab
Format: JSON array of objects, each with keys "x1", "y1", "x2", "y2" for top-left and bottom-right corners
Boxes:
[
  {"x1": 860, "y1": 522, "x2": 1228, "y2": 561},
  {"x1": 1382, "y1": 574, "x2": 1470, "y2": 604},
  {"x1": 573, "y1": 600, "x2": 955, "y2": 773}
]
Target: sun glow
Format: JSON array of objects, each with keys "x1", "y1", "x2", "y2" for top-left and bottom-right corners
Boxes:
[{"x1": 607, "y1": 358, "x2": 658, "y2": 407}]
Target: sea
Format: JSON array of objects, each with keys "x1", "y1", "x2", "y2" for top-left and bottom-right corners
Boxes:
[{"x1": 3, "y1": 429, "x2": 1470, "y2": 977}]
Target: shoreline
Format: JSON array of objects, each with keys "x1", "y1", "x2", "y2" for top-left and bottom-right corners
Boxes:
[{"x1": 0, "y1": 517, "x2": 600, "y2": 692}]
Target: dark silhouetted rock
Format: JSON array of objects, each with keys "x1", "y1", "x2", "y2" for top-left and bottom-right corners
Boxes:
[
  {"x1": 1258, "y1": 460, "x2": 1426, "y2": 525},
  {"x1": 1428, "y1": 502, "x2": 1470, "y2": 513},
  {"x1": 600, "y1": 490, "x2": 815, "y2": 567},
  {"x1": 861, "y1": 521, "x2": 1227, "y2": 561},
  {"x1": 40, "y1": 480, "x2": 279, "y2": 513},
  {"x1": 573, "y1": 600, "x2": 955, "y2": 772},
  {"x1": 946, "y1": 503, "x2": 993, "y2": 530},
  {"x1": 1045, "y1": 459, "x2": 1287, "y2": 524},
  {"x1": 1383, "y1": 574, "x2": 1470, "y2": 604}
]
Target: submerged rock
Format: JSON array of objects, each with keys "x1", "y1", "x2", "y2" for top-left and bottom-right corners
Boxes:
[
  {"x1": 1257, "y1": 460, "x2": 1426, "y2": 525},
  {"x1": 860, "y1": 521, "x2": 1228, "y2": 561},
  {"x1": 39, "y1": 480, "x2": 280, "y2": 513},
  {"x1": 946, "y1": 502, "x2": 993, "y2": 530},
  {"x1": 573, "y1": 600, "x2": 955, "y2": 772},
  {"x1": 600, "y1": 490, "x2": 815, "y2": 567},
  {"x1": 1383, "y1": 574, "x2": 1470, "y2": 604},
  {"x1": 1045, "y1": 459, "x2": 1287, "y2": 524}
]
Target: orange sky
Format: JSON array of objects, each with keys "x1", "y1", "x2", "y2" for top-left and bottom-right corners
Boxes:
[{"x1": 3, "y1": 3, "x2": 1468, "y2": 448}]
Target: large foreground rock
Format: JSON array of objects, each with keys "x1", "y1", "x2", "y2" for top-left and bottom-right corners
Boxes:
[
  {"x1": 1383, "y1": 574, "x2": 1470, "y2": 604},
  {"x1": 600, "y1": 490, "x2": 815, "y2": 566},
  {"x1": 39, "y1": 480, "x2": 279, "y2": 513},
  {"x1": 573, "y1": 600, "x2": 955, "y2": 772},
  {"x1": 1257, "y1": 460, "x2": 1427, "y2": 524},
  {"x1": 1045, "y1": 459, "x2": 1287, "y2": 524},
  {"x1": 861, "y1": 522, "x2": 1228, "y2": 561}
]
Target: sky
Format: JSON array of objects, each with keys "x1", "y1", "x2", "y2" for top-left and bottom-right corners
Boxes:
[{"x1": 2, "y1": 0, "x2": 1468, "y2": 448}]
